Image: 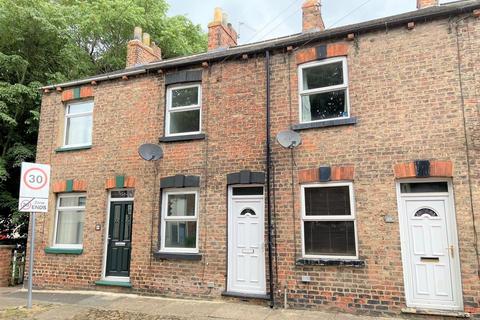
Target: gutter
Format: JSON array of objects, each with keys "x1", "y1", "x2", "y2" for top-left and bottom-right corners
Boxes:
[
  {"x1": 265, "y1": 50, "x2": 275, "y2": 308},
  {"x1": 41, "y1": 0, "x2": 480, "y2": 90}
]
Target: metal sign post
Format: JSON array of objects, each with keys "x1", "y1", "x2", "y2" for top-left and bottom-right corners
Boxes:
[{"x1": 18, "y1": 162, "x2": 51, "y2": 309}]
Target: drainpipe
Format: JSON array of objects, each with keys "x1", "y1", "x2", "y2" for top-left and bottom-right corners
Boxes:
[{"x1": 265, "y1": 50, "x2": 275, "y2": 308}]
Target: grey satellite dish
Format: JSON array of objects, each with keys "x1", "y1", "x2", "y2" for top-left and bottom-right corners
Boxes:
[
  {"x1": 276, "y1": 130, "x2": 302, "y2": 149},
  {"x1": 138, "y1": 144, "x2": 163, "y2": 161}
]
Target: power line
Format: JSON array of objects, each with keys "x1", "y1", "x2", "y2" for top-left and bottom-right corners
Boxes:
[
  {"x1": 245, "y1": 0, "x2": 304, "y2": 43},
  {"x1": 327, "y1": 0, "x2": 374, "y2": 28}
]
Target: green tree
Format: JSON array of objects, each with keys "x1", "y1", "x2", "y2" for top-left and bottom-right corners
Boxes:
[{"x1": 0, "y1": 0, "x2": 207, "y2": 239}]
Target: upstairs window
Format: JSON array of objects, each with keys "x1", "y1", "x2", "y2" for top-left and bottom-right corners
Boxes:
[
  {"x1": 299, "y1": 57, "x2": 349, "y2": 123},
  {"x1": 166, "y1": 84, "x2": 201, "y2": 136},
  {"x1": 64, "y1": 101, "x2": 93, "y2": 147}
]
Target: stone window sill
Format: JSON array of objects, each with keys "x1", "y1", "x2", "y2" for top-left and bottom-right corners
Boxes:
[
  {"x1": 153, "y1": 252, "x2": 202, "y2": 261},
  {"x1": 55, "y1": 145, "x2": 92, "y2": 153},
  {"x1": 95, "y1": 280, "x2": 132, "y2": 288},
  {"x1": 44, "y1": 247, "x2": 83, "y2": 255},
  {"x1": 159, "y1": 133, "x2": 205, "y2": 143},
  {"x1": 292, "y1": 117, "x2": 357, "y2": 131},
  {"x1": 296, "y1": 258, "x2": 365, "y2": 268}
]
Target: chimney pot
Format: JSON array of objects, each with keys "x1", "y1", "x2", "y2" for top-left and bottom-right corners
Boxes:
[
  {"x1": 142, "y1": 33, "x2": 151, "y2": 46},
  {"x1": 208, "y1": 7, "x2": 238, "y2": 51},
  {"x1": 302, "y1": 0, "x2": 325, "y2": 33},
  {"x1": 214, "y1": 7, "x2": 223, "y2": 23},
  {"x1": 416, "y1": 0, "x2": 439, "y2": 9},
  {"x1": 134, "y1": 27, "x2": 142, "y2": 40},
  {"x1": 126, "y1": 27, "x2": 161, "y2": 68}
]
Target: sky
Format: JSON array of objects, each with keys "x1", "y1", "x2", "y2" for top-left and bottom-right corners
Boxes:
[{"x1": 167, "y1": 0, "x2": 457, "y2": 45}]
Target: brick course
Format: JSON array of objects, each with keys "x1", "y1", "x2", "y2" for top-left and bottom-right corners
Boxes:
[
  {"x1": 31, "y1": 10, "x2": 480, "y2": 319},
  {"x1": 0, "y1": 246, "x2": 13, "y2": 287}
]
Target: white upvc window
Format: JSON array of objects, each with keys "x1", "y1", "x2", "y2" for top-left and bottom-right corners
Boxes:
[
  {"x1": 301, "y1": 182, "x2": 358, "y2": 259},
  {"x1": 298, "y1": 57, "x2": 350, "y2": 123},
  {"x1": 165, "y1": 84, "x2": 202, "y2": 137},
  {"x1": 63, "y1": 100, "x2": 93, "y2": 147},
  {"x1": 160, "y1": 189, "x2": 199, "y2": 253},
  {"x1": 53, "y1": 193, "x2": 86, "y2": 249}
]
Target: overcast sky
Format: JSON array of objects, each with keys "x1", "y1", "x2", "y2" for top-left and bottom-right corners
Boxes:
[{"x1": 167, "y1": 0, "x2": 457, "y2": 45}]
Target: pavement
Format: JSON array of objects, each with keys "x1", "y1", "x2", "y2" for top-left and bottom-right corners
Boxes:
[{"x1": 0, "y1": 286, "x2": 402, "y2": 320}]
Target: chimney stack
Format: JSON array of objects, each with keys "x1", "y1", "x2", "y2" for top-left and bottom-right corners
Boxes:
[
  {"x1": 208, "y1": 7, "x2": 238, "y2": 51},
  {"x1": 302, "y1": 0, "x2": 325, "y2": 33},
  {"x1": 126, "y1": 27, "x2": 162, "y2": 68},
  {"x1": 417, "y1": 0, "x2": 439, "y2": 9}
]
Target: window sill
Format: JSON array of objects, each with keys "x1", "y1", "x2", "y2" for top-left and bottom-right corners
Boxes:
[
  {"x1": 159, "y1": 133, "x2": 205, "y2": 143},
  {"x1": 292, "y1": 117, "x2": 357, "y2": 131},
  {"x1": 55, "y1": 145, "x2": 92, "y2": 153},
  {"x1": 296, "y1": 258, "x2": 365, "y2": 268},
  {"x1": 153, "y1": 252, "x2": 202, "y2": 261},
  {"x1": 44, "y1": 247, "x2": 83, "y2": 255},
  {"x1": 95, "y1": 280, "x2": 132, "y2": 288}
]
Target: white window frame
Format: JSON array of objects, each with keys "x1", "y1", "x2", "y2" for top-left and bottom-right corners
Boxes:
[
  {"x1": 53, "y1": 193, "x2": 86, "y2": 249},
  {"x1": 165, "y1": 83, "x2": 202, "y2": 137},
  {"x1": 63, "y1": 100, "x2": 94, "y2": 148},
  {"x1": 301, "y1": 182, "x2": 358, "y2": 259},
  {"x1": 160, "y1": 188, "x2": 199, "y2": 253},
  {"x1": 298, "y1": 57, "x2": 350, "y2": 124}
]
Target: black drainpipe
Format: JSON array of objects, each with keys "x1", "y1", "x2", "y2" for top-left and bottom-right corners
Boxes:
[{"x1": 265, "y1": 50, "x2": 275, "y2": 308}]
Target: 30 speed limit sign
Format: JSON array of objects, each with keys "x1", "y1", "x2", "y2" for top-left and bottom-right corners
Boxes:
[{"x1": 18, "y1": 162, "x2": 51, "y2": 212}]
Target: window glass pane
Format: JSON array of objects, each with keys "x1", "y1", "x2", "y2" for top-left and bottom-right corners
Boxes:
[
  {"x1": 111, "y1": 190, "x2": 135, "y2": 198},
  {"x1": 59, "y1": 196, "x2": 86, "y2": 207},
  {"x1": 400, "y1": 182, "x2": 448, "y2": 193},
  {"x1": 167, "y1": 194, "x2": 196, "y2": 217},
  {"x1": 301, "y1": 89, "x2": 347, "y2": 122},
  {"x1": 68, "y1": 102, "x2": 93, "y2": 114},
  {"x1": 305, "y1": 186, "x2": 351, "y2": 216},
  {"x1": 304, "y1": 221, "x2": 356, "y2": 256},
  {"x1": 171, "y1": 87, "x2": 199, "y2": 108},
  {"x1": 302, "y1": 62, "x2": 344, "y2": 90},
  {"x1": 56, "y1": 210, "x2": 84, "y2": 245},
  {"x1": 66, "y1": 115, "x2": 92, "y2": 145},
  {"x1": 169, "y1": 110, "x2": 200, "y2": 134},
  {"x1": 232, "y1": 187, "x2": 264, "y2": 196},
  {"x1": 165, "y1": 221, "x2": 197, "y2": 248}
]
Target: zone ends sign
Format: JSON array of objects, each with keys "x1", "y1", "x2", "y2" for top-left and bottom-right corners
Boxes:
[{"x1": 19, "y1": 162, "x2": 51, "y2": 213}]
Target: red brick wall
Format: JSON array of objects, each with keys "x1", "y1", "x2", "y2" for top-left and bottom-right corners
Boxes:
[
  {"x1": 0, "y1": 246, "x2": 13, "y2": 287},
  {"x1": 32, "y1": 13, "x2": 480, "y2": 317}
]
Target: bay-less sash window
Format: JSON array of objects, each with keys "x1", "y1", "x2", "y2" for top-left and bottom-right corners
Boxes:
[
  {"x1": 54, "y1": 194, "x2": 86, "y2": 248},
  {"x1": 64, "y1": 101, "x2": 93, "y2": 147},
  {"x1": 165, "y1": 84, "x2": 201, "y2": 136}
]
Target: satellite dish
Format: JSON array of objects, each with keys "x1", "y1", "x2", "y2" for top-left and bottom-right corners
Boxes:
[
  {"x1": 276, "y1": 130, "x2": 302, "y2": 149},
  {"x1": 138, "y1": 144, "x2": 163, "y2": 161}
]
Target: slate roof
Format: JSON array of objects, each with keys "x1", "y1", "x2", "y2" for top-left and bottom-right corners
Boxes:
[{"x1": 41, "y1": 0, "x2": 480, "y2": 90}]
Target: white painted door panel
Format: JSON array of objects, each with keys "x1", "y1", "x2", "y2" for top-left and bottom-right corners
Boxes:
[
  {"x1": 228, "y1": 196, "x2": 266, "y2": 294},
  {"x1": 400, "y1": 195, "x2": 462, "y2": 310}
]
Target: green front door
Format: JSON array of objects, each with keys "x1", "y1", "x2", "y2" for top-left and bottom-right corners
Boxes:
[{"x1": 106, "y1": 201, "x2": 133, "y2": 277}]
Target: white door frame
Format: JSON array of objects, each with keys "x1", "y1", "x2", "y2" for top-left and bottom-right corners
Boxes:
[
  {"x1": 396, "y1": 178, "x2": 463, "y2": 311},
  {"x1": 227, "y1": 185, "x2": 266, "y2": 295},
  {"x1": 101, "y1": 189, "x2": 134, "y2": 282}
]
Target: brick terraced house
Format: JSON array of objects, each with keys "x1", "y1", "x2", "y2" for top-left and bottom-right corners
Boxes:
[{"x1": 32, "y1": 0, "x2": 480, "y2": 317}]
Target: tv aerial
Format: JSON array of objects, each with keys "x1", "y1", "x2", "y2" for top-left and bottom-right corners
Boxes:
[
  {"x1": 276, "y1": 130, "x2": 302, "y2": 149},
  {"x1": 138, "y1": 143, "x2": 164, "y2": 161}
]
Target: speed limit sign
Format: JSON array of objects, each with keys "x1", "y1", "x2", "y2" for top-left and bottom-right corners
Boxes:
[{"x1": 18, "y1": 162, "x2": 51, "y2": 213}]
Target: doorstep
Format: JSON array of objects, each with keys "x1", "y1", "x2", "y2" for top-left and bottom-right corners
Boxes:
[
  {"x1": 95, "y1": 280, "x2": 132, "y2": 288},
  {"x1": 221, "y1": 291, "x2": 270, "y2": 300},
  {"x1": 402, "y1": 307, "x2": 470, "y2": 318}
]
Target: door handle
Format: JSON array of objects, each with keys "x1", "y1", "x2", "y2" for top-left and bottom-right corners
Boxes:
[{"x1": 449, "y1": 245, "x2": 454, "y2": 258}]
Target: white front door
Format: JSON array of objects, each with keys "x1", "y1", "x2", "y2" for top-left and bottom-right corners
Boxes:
[
  {"x1": 397, "y1": 181, "x2": 463, "y2": 311},
  {"x1": 227, "y1": 186, "x2": 266, "y2": 295}
]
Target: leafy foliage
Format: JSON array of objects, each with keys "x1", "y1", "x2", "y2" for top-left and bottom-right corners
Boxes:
[{"x1": 0, "y1": 0, "x2": 207, "y2": 239}]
